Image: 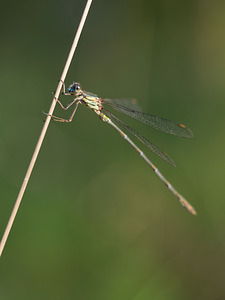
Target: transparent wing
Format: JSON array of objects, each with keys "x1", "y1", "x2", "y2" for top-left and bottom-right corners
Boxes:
[
  {"x1": 104, "y1": 109, "x2": 176, "y2": 166},
  {"x1": 103, "y1": 98, "x2": 142, "y2": 112},
  {"x1": 103, "y1": 101, "x2": 193, "y2": 138},
  {"x1": 83, "y1": 90, "x2": 98, "y2": 97}
]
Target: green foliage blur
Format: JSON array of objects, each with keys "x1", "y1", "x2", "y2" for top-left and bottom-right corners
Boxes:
[{"x1": 1, "y1": 0, "x2": 225, "y2": 299}]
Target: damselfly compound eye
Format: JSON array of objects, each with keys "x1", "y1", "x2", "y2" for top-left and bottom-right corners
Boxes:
[{"x1": 68, "y1": 82, "x2": 81, "y2": 94}]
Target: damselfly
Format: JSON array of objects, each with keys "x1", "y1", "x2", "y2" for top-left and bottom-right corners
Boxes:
[{"x1": 47, "y1": 82, "x2": 196, "y2": 215}]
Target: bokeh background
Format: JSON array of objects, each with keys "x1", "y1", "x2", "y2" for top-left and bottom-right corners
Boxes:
[{"x1": 1, "y1": 0, "x2": 225, "y2": 299}]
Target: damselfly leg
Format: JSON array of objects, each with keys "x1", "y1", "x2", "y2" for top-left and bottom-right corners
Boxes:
[{"x1": 44, "y1": 82, "x2": 83, "y2": 122}]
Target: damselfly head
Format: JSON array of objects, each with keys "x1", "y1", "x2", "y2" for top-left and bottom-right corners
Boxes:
[{"x1": 68, "y1": 82, "x2": 82, "y2": 95}]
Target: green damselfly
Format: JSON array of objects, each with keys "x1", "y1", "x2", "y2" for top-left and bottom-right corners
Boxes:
[{"x1": 47, "y1": 82, "x2": 196, "y2": 215}]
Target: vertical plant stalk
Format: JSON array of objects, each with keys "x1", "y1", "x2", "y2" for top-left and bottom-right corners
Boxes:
[{"x1": 0, "y1": 0, "x2": 93, "y2": 257}]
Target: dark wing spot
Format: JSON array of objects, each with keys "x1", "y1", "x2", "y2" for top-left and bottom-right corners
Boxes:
[{"x1": 178, "y1": 123, "x2": 187, "y2": 129}]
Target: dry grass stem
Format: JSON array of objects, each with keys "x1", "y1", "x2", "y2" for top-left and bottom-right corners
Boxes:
[{"x1": 0, "y1": 0, "x2": 93, "y2": 257}]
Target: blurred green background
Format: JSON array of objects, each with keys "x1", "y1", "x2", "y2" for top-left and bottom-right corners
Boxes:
[{"x1": 1, "y1": 0, "x2": 225, "y2": 299}]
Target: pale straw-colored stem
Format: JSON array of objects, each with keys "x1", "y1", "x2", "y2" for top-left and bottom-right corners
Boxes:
[{"x1": 0, "y1": 0, "x2": 93, "y2": 257}]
